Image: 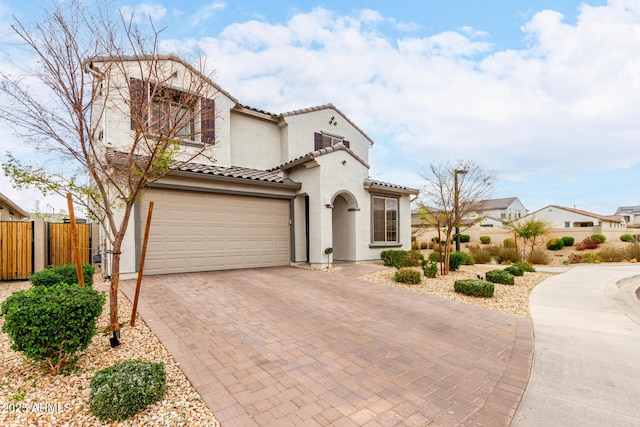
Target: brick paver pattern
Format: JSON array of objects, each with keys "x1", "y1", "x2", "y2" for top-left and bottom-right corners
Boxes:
[{"x1": 121, "y1": 266, "x2": 533, "y2": 426}]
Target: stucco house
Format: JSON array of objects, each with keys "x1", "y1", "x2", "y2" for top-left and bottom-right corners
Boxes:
[
  {"x1": 0, "y1": 192, "x2": 29, "y2": 221},
  {"x1": 615, "y1": 206, "x2": 640, "y2": 228},
  {"x1": 524, "y1": 205, "x2": 626, "y2": 229},
  {"x1": 468, "y1": 197, "x2": 527, "y2": 228},
  {"x1": 89, "y1": 55, "x2": 418, "y2": 276}
]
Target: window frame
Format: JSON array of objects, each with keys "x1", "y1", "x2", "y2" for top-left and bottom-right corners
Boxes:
[
  {"x1": 370, "y1": 195, "x2": 401, "y2": 246},
  {"x1": 149, "y1": 84, "x2": 199, "y2": 143}
]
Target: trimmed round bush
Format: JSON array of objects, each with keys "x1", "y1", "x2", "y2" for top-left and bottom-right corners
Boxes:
[
  {"x1": 591, "y1": 233, "x2": 606, "y2": 243},
  {"x1": 513, "y1": 261, "x2": 535, "y2": 272},
  {"x1": 504, "y1": 265, "x2": 524, "y2": 276},
  {"x1": 420, "y1": 241, "x2": 429, "y2": 249},
  {"x1": 457, "y1": 234, "x2": 470, "y2": 243},
  {"x1": 90, "y1": 360, "x2": 167, "y2": 422},
  {"x1": 454, "y1": 279, "x2": 494, "y2": 297},
  {"x1": 546, "y1": 238, "x2": 564, "y2": 251},
  {"x1": 486, "y1": 269, "x2": 515, "y2": 285},
  {"x1": 394, "y1": 267, "x2": 422, "y2": 284},
  {"x1": 561, "y1": 236, "x2": 574, "y2": 247},
  {"x1": 428, "y1": 251, "x2": 468, "y2": 271},
  {"x1": 503, "y1": 238, "x2": 515, "y2": 248},
  {"x1": 1, "y1": 284, "x2": 105, "y2": 373},
  {"x1": 431, "y1": 236, "x2": 440, "y2": 243},
  {"x1": 620, "y1": 234, "x2": 635, "y2": 243},
  {"x1": 30, "y1": 263, "x2": 96, "y2": 287},
  {"x1": 479, "y1": 236, "x2": 491, "y2": 244},
  {"x1": 381, "y1": 250, "x2": 424, "y2": 268}
]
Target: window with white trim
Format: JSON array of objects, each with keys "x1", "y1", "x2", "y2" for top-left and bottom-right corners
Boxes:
[{"x1": 373, "y1": 196, "x2": 398, "y2": 243}]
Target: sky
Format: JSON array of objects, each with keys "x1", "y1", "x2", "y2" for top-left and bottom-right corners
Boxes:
[{"x1": 0, "y1": 0, "x2": 638, "y2": 217}]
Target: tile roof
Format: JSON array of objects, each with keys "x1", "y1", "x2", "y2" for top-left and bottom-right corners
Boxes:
[
  {"x1": 615, "y1": 205, "x2": 640, "y2": 214},
  {"x1": 364, "y1": 178, "x2": 420, "y2": 195},
  {"x1": 268, "y1": 142, "x2": 370, "y2": 171},
  {"x1": 532, "y1": 205, "x2": 624, "y2": 223},
  {"x1": 476, "y1": 197, "x2": 519, "y2": 211},
  {"x1": 175, "y1": 163, "x2": 293, "y2": 184}
]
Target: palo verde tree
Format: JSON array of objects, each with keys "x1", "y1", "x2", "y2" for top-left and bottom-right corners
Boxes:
[
  {"x1": 0, "y1": 1, "x2": 218, "y2": 340},
  {"x1": 510, "y1": 216, "x2": 551, "y2": 263},
  {"x1": 417, "y1": 160, "x2": 495, "y2": 274}
]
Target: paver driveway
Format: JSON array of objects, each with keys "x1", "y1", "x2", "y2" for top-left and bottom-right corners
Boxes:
[{"x1": 120, "y1": 265, "x2": 533, "y2": 426}]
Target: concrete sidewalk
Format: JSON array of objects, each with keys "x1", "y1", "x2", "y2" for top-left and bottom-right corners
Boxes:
[{"x1": 513, "y1": 264, "x2": 640, "y2": 427}]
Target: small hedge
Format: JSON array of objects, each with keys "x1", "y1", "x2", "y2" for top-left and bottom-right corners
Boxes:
[
  {"x1": 30, "y1": 263, "x2": 96, "y2": 287},
  {"x1": 561, "y1": 236, "x2": 575, "y2": 247},
  {"x1": 394, "y1": 267, "x2": 422, "y2": 284},
  {"x1": 504, "y1": 265, "x2": 524, "y2": 277},
  {"x1": 479, "y1": 236, "x2": 491, "y2": 244},
  {"x1": 428, "y1": 251, "x2": 468, "y2": 271},
  {"x1": 513, "y1": 261, "x2": 535, "y2": 272},
  {"x1": 454, "y1": 279, "x2": 494, "y2": 297},
  {"x1": 546, "y1": 238, "x2": 564, "y2": 251},
  {"x1": 421, "y1": 259, "x2": 438, "y2": 278},
  {"x1": 503, "y1": 238, "x2": 515, "y2": 248},
  {"x1": 381, "y1": 250, "x2": 424, "y2": 268},
  {"x1": 453, "y1": 234, "x2": 470, "y2": 243},
  {"x1": 591, "y1": 233, "x2": 606, "y2": 243},
  {"x1": 90, "y1": 360, "x2": 167, "y2": 422},
  {"x1": 1, "y1": 284, "x2": 105, "y2": 373},
  {"x1": 620, "y1": 234, "x2": 635, "y2": 243},
  {"x1": 486, "y1": 269, "x2": 515, "y2": 285}
]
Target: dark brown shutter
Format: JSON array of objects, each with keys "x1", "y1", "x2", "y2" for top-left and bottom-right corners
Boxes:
[
  {"x1": 343, "y1": 140, "x2": 350, "y2": 149},
  {"x1": 314, "y1": 132, "x2": 323, "y2": 150},
  {"x1": 129, "y1": 78, "x2": 147, "y2": 131},
  {"x1": 201, "y1": 97, "x2": 215, "y2": 144}
]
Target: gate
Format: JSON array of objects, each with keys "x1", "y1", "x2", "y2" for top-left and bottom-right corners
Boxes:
[
  {"x1": 48, "y1": 223, "x2": 92, "y2": 266},
  {"x1": 0, "y1": 221, "x2": 34, "y2": 280}
]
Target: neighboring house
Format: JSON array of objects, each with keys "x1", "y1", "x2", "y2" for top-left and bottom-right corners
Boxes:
[
  {"x1": 0, "y1": 193, "x2": 29, "y2": 221},
  {"x1": 523, "y1": 205, "x2": 626, "y2": 229},
  {"x1": 89, "y1": 55, "x2": 418, "y2": 275},
  {"x1": 469, "y1": 197, "x2": 528, "y2": 227},
  {"x1": 615, "y1": 206, "x2": 640, "y2": 228}
]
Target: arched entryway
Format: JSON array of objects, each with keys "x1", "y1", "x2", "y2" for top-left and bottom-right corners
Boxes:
[{"x1": 331, "y1": 192, "x2": 358, "y2": 261}]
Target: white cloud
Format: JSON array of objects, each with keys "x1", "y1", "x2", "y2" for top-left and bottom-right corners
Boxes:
[
  {"x1": 191, "y1": 1, "x2": 226, "y2": 26},
  {"x1": 119, "y1": 3, "x2": 167, "y2": 23}
]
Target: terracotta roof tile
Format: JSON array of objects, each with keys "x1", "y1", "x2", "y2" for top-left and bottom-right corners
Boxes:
[
  {"x1": 268, "y1": 142, "x2": 369, "y2": 171},
  {"x1": 364, "y1": 178, "x2": 419, "y2": 195}
]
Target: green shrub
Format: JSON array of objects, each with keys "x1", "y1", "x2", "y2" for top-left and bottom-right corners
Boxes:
[
  {"x1": 469, "y1": 247, "x2": 492, "y2": 264},
  {"x1": 597, "y1": 247, "x2": 626, "y2": 262},
  {"x1": 546, "y1": 238, "x2": 564, "y2": 251},
  {"x1": 421, "y1": 259, "x2": 438, "y2": 278},
  {"x1": 453, "y1": 234, "x2": 470, "y2": 243},
  {"x1": 503, "y1": 238, "x2": 515, "y2": 248},
  {"x1": 585, "y1": 252, "x2": 598, "y2": 263},
  {"x1": 491, "y1": 246, "x2": 519, "y2": 264},
  {"x1": 485, "y1": 269, "x2": 515, "y2": 285},
  {"x1": 504, "y1": 265, "x2": 524, "y2": 276},
  {"x1": 30, "y1": 263, "x2": 95, "y2": 287},
  {"x1": 513, "y1": 261, "x2": 535, "y2": 272},
  {"x1": 420, "y1": 241, "x2": 429, "y2": 249},
  {"x1": 431, "y1": 236, "x2": 440, "y2": 243},
  {"x1": 1, "y1": 284, "x2": 105, "y2": 374},
  {"x1": 620, "y1": 234, "x2": 635, "y2": 243},
  {"x1": 380, "y1": 250, "x2": 424, "y2": 269},
  {"x1": 529, "y1": 249, "x2": 551, "y2": 265},
  {"x1": 90, "y1": 360, "x2": 166, "y2": 422},
  {"x1": 454, "y1": 279, "x2": 494, "y2": 297},
  {"x1": 561, "y1": 236, "x2": 575, "y2": 247},
  {"x1": 428, "y1": 251, "x2": 468, "y2": 271},
  {"x1": 479, "y1": 236, "x2": 491, "y2": 244},
  {"x1": 591, "y1": 233, "x2": 606, "y2": 243},
  {"x1": 394, "y1": 267, "x2": 422, "y2": 284}
]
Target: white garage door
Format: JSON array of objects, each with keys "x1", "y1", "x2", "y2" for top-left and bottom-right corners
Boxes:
[{"x1": 140, "y1": 188, "x2": 291, "y2": 275}]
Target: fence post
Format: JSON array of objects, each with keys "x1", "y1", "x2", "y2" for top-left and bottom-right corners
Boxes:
[{"x1": 66, "y1": 193, "x2": 85, "y2": 287}]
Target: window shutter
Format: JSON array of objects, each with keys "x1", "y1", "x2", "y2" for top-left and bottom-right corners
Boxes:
[
  {"x1": 343, "y1": 140, "x2": 350, "y2": 149},
  {"x1": 314, "y1": 132, "x2": 323, "y2": 151},
  {"x1": 129, "y1": 78, "x2": 147, "y2": 131},
  {"x1": 201, "y1": 97, "x2": 215, "y2": 144}
]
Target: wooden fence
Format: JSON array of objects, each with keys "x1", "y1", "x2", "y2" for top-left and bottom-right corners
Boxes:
[
  {"x1": 0, "y1": 221, "x2": 34, "y2": 280},
  {"x1": 48, "y1": 223, "x2": 92, "y2": 266}
]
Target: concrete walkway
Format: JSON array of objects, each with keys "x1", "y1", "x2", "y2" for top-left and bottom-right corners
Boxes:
[
  {"x1": 513, "y1": 264, "x2": 640, "y2": 427},
  {"x1": 121, "y1": 265, "x2": 534, "y2": 426}
]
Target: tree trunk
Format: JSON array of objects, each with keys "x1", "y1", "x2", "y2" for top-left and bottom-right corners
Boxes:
[{"x1": 109, "y1": 241, "x2": 122, "y2": 332}]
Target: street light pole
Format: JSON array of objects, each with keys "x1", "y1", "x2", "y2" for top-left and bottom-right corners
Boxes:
[{"x1": 454, "y1": 169, "x2": 468, "y2": 252}]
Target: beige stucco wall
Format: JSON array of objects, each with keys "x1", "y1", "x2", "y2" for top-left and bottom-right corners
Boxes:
[{"x1": 230, "y1": 112, "x2": 281, "y2": 169}]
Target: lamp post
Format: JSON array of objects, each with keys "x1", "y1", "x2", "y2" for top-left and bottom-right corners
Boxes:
[{"x1": 454, "y1": 169, "x2": 468, "y2": 252}]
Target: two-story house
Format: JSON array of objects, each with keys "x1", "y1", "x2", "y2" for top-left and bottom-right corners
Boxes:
[
  {"x1": 89, "y1": 55, "x2": 418, "y2": 276},
  {"x1": 466, "y1": 197, "x2": 527, "y2": 228}
]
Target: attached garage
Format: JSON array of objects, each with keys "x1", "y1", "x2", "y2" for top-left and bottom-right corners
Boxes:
[{"x1": 139, "y1": 188, "x2": 292, "y2": 275}]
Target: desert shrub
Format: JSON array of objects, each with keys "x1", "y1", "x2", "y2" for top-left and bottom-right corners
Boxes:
[
  {"x1": 591, "y1": 233, "x2": 606, "y2": 243},
  {"x1": 597, "y1": 247, "x2": 626, "y2": 262},
  {"x1": 485, "y1": 269, "x2": 515, "y2": 285},
  {"x1": 454, "y1": 279, "x2": 494, "y2": 297},
  {"x1": 503, "y1": 238, "x2": 515, "y2": 248},
  {"x1": 411, "y1": 241, "x2": 418, "y2": 250},
  {"x1": 1, "y1": 284, "x2": 105, "y2": 374},
  {"x1": 561, "y1": 236, "x2": 575, "y2": 247},
  {"x1": 620, "y1": 234, "x2": 635, "y2": 243},
  {"x1": 457, "y1": 234, "x2": 470, "y2": 243},
  {"x1": 625, "y1": 243, "x2": 640, "y2": 261},
  {"x1": 469, "y1": 247, "x2": 492, "y2": 264},
  {"x1": 513, "y1": 261, "x2": 535, "y2": 272},
  {"x1": 529, "y1": 249, "x2": 551, "y2": 265},
  {"x1": 394, "y1": 267, "x2": 422, "y2": 284},
  {"x1": 546, "y1": 238, "x2": 564, "y2": 251},
  {"x1": 90, "y1": 360, "x2": 166, "y2": 422},
  {"x1": 582, "y1": 237, "x2": 601, "y2": 250},
  {"x1": 427, "y1": 251, "x2": 467, "y2": 271},
  {"x1": 381, "y1": 250, "x2": 424, "y2": 269},
  {"x1": 491, "y1": 246, "x2": 519, "y2": 264},
  {"x1": 585, "y1": 252, "x2": 598, "y2": 263},
  {"x1": 568, "y1": 252, "x2": 586, "y2": 264},
  {"x1": 428, "y1": 251, "x2": 442, "y2": 262},
  {"x1": 30, "y1": 263, "x2": 95, "y2": 287},
  {"x1": 504, "y1": 265, "x2": 524, "y2": 276},
  {"x1": 421, "y1": 259, "x2": 438, "y2": 278},
  {"x1": 420, "y1": 241, "x2": 429, "y2": 249},
  {"x1": 431, "y1": 236, "x2": 440, "y2": 243},
  {"x1": 457, "y1": 252, "x2": 474, "y2": 265},
  {"x1": 479, "y1": 236, "x2": 491, "y2": 244}
]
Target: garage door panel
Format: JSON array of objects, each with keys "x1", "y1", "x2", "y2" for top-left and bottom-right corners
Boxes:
[{"x1": 141, "y1": 189, "x2": 290, "y2": 275}]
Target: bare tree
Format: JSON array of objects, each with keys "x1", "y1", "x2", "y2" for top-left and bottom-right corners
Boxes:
[
  {"x1": 0, "y1": 1, "x2": 218, "y2": 341},
  {"x1": 417, "y1": 160, "x2": 495, "y2": 274}
]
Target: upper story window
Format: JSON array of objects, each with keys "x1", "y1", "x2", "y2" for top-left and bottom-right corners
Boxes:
[
  {"x1": 314, "y1": 132, "x2": 350, "y2": 150},
  {"x1": 129, "y1": 78, "x2": 215, "y2": 145}
]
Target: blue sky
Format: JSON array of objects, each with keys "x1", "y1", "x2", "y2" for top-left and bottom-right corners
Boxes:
[{"x1": 1, "y1": 0, "x2": 638, "y2": 217}]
